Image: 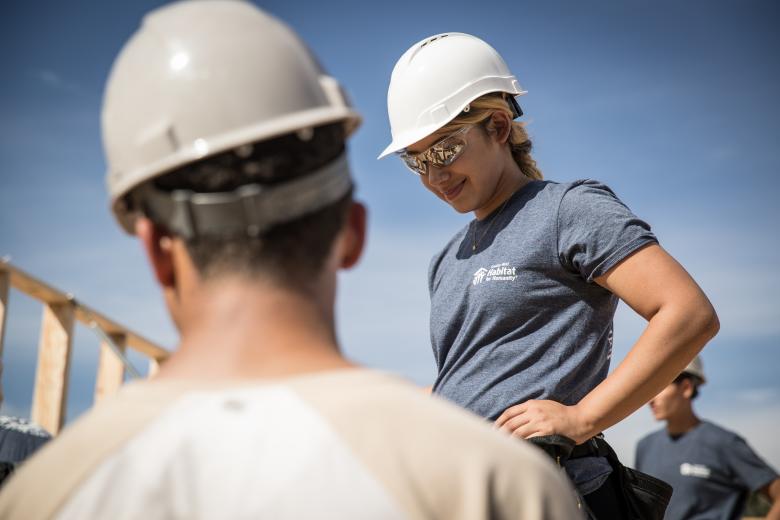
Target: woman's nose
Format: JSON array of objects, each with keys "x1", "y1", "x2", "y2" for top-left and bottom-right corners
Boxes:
[{"x1": 427, "y1": 165, "x2": 450, "y2": 185}]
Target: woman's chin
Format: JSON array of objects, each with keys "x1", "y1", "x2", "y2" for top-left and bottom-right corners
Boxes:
[{"x1": 446, "y1": 200, "x2": 472, "y2": 214}]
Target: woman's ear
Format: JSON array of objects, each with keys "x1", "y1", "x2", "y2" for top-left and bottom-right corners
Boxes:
[{"x1": 484, "y1": 111, "x2": 512, "y2": 145}]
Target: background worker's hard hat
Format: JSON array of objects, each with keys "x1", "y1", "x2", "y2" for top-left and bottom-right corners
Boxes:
[
  {"x1": 682, "y1": 356, "x2": 706, "y2": 384},
  {"x1": 378, "y1": 32, "x2": 526, "y2": 159},
  {"x1": 102, "y1": 0, "x2": 361, "y2": 234}
]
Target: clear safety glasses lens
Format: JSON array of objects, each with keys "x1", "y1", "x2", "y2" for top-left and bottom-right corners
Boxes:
[
  {"x1": 397, "y1": 125, "x2": 471, "y2": 176},
  {"x1": 400, "y1": 153, "x2": 427, "y2": 175}
]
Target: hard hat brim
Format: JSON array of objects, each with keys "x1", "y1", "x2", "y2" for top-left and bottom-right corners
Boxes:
[
  {"x1": 377, "y1": 88, "x2": 527, "y2": 160},
  {"x1": 111, "y1": 106, "x2": 361, "y2": 234}
]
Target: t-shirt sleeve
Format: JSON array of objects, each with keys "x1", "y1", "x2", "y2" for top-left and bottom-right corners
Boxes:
[
  {"x1": 725, "y1": 434, "x2": 779, "y2": 492},
  {"x1": 557, "y1": 180, "x2": 658, "y2": 282}
]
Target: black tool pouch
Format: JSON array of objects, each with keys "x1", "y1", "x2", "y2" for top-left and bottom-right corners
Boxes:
[
  {"x1": 593, "y1": 436, "x2": 673, "y2": 520},
  {"x1": 529, "y1": 435, "x2": 672, "y2": 520}
]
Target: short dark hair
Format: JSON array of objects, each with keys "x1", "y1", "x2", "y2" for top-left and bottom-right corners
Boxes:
[
  {"x1": 673, "y1": 373, "x2": 701, "y2": 400},
  {"x1": 138, "y1": 122, "x2": 352, "y2": 288}
]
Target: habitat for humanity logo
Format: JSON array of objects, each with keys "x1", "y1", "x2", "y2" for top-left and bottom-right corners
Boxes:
[
  {"x1": 472, "y1": 262, "x2": 517, "y2": 286},
  {"x1": 680, "y1": 463, "x2": 711, "y2": 479}
]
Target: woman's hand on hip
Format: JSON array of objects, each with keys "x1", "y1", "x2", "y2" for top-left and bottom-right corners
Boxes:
[{"x1": 494, "y1": 400, "x2": 594, "y2": 445}]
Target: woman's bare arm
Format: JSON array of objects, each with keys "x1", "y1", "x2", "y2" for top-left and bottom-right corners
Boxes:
[{"x1": 496, "y1": 244, "x2": 719, "y2": 443}]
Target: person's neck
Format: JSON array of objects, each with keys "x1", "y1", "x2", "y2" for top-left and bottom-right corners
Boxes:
[
  {"x1": 665, "y1": 409, "x2": 700, "y2": 436},
  {"x1": 474, "y1": 161, "x2": 530, "y2": 221},
  {"x1": 156, "y1": 276, "x2": 354, "y2": 381}
]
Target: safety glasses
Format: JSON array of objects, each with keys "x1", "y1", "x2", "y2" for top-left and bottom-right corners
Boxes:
[{"x1": 397, "y1": 125, "x2": 473, "y2": 176}]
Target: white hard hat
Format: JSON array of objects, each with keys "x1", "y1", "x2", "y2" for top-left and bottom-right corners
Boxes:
[
  {"x1": 103, "y1": 0, "x2": 361, "y2": 234},
  {"x1": 682, "y1": 356, "x2": 706, "y2": 384},
  {"x1": 377, "y1": 32, "x2": 526, "y2": 159}
]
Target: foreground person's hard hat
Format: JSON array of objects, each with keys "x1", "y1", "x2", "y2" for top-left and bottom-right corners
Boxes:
[
  {"x1": 378, "y1": 32, "x2": 525, "y2": 159},
  {"x1": 103, "y1": 0, "x2": 361, "y2": 233},
  {"x1": 682, "y1": 356, "x2": 706, "y2": 384}
]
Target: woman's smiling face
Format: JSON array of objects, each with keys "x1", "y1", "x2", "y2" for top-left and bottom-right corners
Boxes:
[{"x1": 407, "y1": 121, "x2": 507, "y2": 217}]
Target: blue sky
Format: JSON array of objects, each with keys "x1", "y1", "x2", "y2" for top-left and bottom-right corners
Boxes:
[{"x1": 1, "y1": 0, "x2": 778, "y2": 468}]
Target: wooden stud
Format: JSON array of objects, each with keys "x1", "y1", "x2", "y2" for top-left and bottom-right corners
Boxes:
[
  {"x1": 31, "y1": 302, "x2": 75, "y2": 435},
  {"x1": 94, "y1": 332, "x2": 127, "y2": 405},
  {"x1": 148, "y1": 357, "x2": 161, "y2": 379}
]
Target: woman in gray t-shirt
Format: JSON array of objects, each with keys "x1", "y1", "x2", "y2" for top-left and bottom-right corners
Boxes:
[{"x1": 377, "y1": 32, "x2": 719, "y2": 516}]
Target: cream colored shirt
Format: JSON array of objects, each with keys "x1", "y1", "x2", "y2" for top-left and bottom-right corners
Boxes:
[{"x1": 0, "y1": 369, "x2": 581, "y2": 519}]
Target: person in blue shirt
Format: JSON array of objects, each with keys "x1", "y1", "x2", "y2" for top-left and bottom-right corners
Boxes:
[{"x1": 636, "y1": 356, "x2": 780, "y2": 520}]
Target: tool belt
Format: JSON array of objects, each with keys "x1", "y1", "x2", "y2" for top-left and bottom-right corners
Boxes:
[{"x1": 529, "y1": 434, "x2": 672, "y2": 520}]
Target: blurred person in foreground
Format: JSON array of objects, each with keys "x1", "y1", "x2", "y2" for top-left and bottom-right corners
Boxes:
[
  {"x1": 0, "y1": 1, "x2": 580, "y2": 519},
  {"x1": 636, "y1": 356, "x2": 780, "y2": 520}
]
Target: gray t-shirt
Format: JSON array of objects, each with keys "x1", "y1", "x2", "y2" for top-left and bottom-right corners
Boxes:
[
  {"x1": 428, "y1": 179, "x2": 657, "y2": 494},
  {"x1": 636, "y1": 421, "x2": 778, "y2": 520}
]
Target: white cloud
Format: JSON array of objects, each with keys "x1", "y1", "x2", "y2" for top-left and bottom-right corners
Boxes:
[
  {"x1": 30, "y1": 68, "x2": 83, "y2": 95},
  {"x1": 606, "y1": 221, "x2": 780, "y2": 344},
  {"x1": 735, "y1": 387, "x2": 779, "y2": 405}
]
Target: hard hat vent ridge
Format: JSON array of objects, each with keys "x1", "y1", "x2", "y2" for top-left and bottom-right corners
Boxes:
[{"x1": 420, "y1": 33, "x2": 449, "y2": 47}]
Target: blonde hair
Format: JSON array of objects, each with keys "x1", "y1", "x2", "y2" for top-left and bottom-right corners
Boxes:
[{"x1": 439, "y1": 93, "x2": 543, "y2": 180}]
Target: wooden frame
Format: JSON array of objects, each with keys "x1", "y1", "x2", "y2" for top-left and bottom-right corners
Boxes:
[
  {"x1": 0, "y1": 258, "x2": 169, "y2": 434},
  {"x1": 94, "y1": 332, "x2": 127, "y2": 405},
  {"x1": 31, "y1": 302, "x2": 75, "y2": 434}
]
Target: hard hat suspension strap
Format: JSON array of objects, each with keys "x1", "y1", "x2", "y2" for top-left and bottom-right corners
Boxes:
[{"x1": 135, "y1": 153, "x2": 352, "y2": 240}]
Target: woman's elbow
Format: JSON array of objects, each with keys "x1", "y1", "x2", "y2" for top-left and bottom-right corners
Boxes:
[
  {"x1": 694, "y1": 299, "x2": 720, "y2": 342},
  {"x1": 672, "y1": 292, "x2": 720, "y2": 344},
  {"x1": 703, "y1": 306, "x2": 720, "y2": 340}
]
